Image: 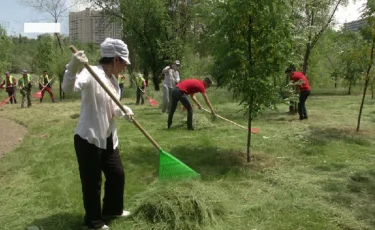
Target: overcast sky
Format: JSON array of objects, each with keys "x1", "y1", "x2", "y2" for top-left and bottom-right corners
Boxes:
[{"x1": 0, "y1": 0, "x2": 367, "y2": 38}]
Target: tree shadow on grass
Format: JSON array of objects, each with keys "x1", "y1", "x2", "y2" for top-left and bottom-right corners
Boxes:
[
  {"x1": 305, "y1": 127, "x2": 372, "y2": 146},
  {"x1": 166, "y1": 146, "x2": 276, "y2": 180},
  {"x1": 26, "y1": 212, "x2": 83, "y2": 230},
  {"x1": 320, "y1": 169, "x2": 375, "y2": 229}
]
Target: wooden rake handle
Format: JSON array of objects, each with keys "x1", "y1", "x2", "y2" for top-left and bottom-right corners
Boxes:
[
  {"x1": 201, "y1": 108, "x2": 248, "y2": 130},
  {"x1": 69, "y1": 45, "x2": 161, "y2": 150}
]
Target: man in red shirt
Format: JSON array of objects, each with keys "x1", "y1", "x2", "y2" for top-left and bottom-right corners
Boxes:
[
  {"x1": 168, "y1": 77, "x2": 215, "y2": 130},
  {"x1": 285, "y1": 66, "x2": 311, "y2": 120}
]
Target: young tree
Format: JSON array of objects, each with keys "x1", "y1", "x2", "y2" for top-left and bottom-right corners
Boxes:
[
  {"x1": 208, "y1": 0, "x2": 292, "y2": 162},
  {"x1": 356, "y1": 0, "x2": 375, "y2": 132}
]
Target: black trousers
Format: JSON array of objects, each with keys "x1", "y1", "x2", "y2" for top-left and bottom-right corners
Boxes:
[
  {"x1": 74, "y1": 134, "x2": 125, "y2": 229},
  {"x1": 168, "y1": 88, "x2": 193, "y2": 129},
  {"x1": 298, "y1": 90, "x2": 310, "y2": 119},
  {"x1": 136, "y1": 87, "x2": 144, "y2": 105},
  {"x1": 7, "y1": 90, "x2": 17, "y2": 104}
]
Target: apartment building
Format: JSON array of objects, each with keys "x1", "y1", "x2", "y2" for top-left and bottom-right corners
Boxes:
[
  {"x1": 69, "y1": 8, "x2": 122, "y2": 43},
  {"x1": 343, "y1": 18, "x2": 368, "y2": 31}
]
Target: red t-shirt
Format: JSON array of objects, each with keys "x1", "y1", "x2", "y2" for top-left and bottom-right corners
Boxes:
[
  {"x1": 176, "y1": 79, "x2": 206, "y2": 95},
  {"x1": 291, "y1": 72, "x2": 311, "y2": 92}
]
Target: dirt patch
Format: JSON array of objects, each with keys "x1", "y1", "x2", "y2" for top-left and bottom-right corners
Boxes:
[{"x1": 0, "y1": 117, "x2": 27, "y2": 157}]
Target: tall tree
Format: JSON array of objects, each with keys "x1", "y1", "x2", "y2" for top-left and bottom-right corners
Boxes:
[
  {"x1": 290, "y1": 0, "x2": 347, "y2": 75},
  {"x1": 19, "y1": 0, "x2": 79, "y2": 54},
  {"x1": 0, "y1": 24, "x2": 13, "y2": 75},
  {"x1": 356, "y1": 0, "x2": 375, "y2": 132},
  {"x1": 208, "y1": 0, "x2": 292, "y2": 162},
  {"x1": 36, "y1": 34, "x2": 55, "y2": 73},
  {"x1": 90, "y1": 0, "x2": 196, "y2": 90}
]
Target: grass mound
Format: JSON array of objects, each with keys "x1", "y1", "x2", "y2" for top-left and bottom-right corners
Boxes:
[{"x1": 130, "y1": 181, "x2": 227, "y2": 230}]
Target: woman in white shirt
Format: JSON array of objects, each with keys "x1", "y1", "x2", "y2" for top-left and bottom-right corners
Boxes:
[{"x1": 62, "y1": 38, "x2": 134, "y2": 230}]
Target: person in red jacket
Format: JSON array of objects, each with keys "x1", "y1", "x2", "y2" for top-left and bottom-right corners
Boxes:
[
  {"x1": 285, "y1": 66, "x2": 311, "y2": 120},
  {"x1": 168, "y1": 77, "x2": 215, "y2": 130}
]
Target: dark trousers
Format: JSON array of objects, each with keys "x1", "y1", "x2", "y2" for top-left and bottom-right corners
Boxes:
[
  {"x1": 20, "y1": 89, "x2": 31, "y2": 107},
  {"x1": 168, "y1": 88, "x2": 193, "y2": 129},
  {"x1": 119, "y1": 84, "x2": 124, "y2": 101},
  {"x1": 298, "y1": 90, "x2": 310, "y2": 119},
  {"x1": 74, "y1": 134, "x2": 125, "y2": 229},
  {"x1": 7, "y1": 90, "x2": 17, "y2": 104},
  {"x1": 136, "y1": 87, "x2": 144, "y2": 105}
]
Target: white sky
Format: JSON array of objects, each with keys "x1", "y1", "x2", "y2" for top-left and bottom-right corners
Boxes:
[{"x1": 334, "y1": 0, "x2": 367, "y2": 28}]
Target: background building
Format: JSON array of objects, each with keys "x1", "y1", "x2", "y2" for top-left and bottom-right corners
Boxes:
[
  {"x1": 343, "y1": 18, "x2": 367, "y2": 31},
  {"x1": 69, "y1": 8, "x2": 122, "y2": 43}
]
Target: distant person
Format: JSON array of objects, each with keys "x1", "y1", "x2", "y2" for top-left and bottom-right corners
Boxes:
[
  {"x1": 18, "y1": 70, "x2": 33, "y2": 108},
  {"x1": 162, "y1": 60, "x2": 180, "y2": 113},
  {"x1": 0, "y1": 71, "x2": 17, "y2": 104},
  {"x1": 117, "y1": 72, "x2": 126, "y2": 100},
  {"x1": 135, "y1": 73, "x2": 146, "y2": 105},
  {"x1": 168, "y1": 77, "x2": 215, "y2": 130},
  {"x1": 39, "y1": 70, "x2": 55, "y2": 103},
  {"x1": 285, "y1": 66, "x2": 311, "y2": 120}
]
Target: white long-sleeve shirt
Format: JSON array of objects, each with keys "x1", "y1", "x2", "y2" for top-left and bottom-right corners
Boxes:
[
  {"x1": 162, "y1": 66, "x2": 180, "y2": 88},
  {"x1": 62, "y1": 65, "x2": 124, "y2": 150}
]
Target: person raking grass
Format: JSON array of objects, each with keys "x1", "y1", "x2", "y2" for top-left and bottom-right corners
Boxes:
[
  {"x1": 62, "y1": 37, "x2": 134, "y2": 230},
  {"x1": 168, "y1": 77, "x2": 215, "y2": 130}
]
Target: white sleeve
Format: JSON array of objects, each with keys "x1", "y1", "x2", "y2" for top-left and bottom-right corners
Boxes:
[
  {"x1": 113, "y1": 103, "x2": 125, "y2": 117},
  {"x1": 175, "y1": 71, "x2": 180, "y2": 83},
  {"x1": 162, "y1": 66, "x2": 170, "y2": 74},
  {"x1": 62, "y1": 67, "x2": 92, "y2": 94}
]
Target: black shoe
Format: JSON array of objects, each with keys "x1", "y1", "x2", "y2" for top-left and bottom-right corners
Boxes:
[
  {"x1": 299, "y1": 117, "x2": 304, "y2": 120},
  {"x1": 188, "y1": 127, "x2": 194, "y2": 130},
  {"x1": 304, "y1": 116, "x2": 308, "y2": 120}
]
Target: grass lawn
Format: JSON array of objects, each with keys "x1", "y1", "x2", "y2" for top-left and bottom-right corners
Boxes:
[{"x1": 0, "y1": 85, "x2": 375, "y2": 230}]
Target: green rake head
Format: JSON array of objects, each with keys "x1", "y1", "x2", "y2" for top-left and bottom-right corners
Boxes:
[{"x1": 158, "y1": 148, "x2": 200, "y2": 181}]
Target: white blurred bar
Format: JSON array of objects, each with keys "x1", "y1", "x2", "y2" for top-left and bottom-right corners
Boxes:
[{"x1": 24, "y1": 23, "x2": 60, "y2": 33}]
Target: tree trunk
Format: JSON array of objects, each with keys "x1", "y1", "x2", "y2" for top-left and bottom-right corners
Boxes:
[
  {"x1": 334, "y1": 75, "x2": 337, "y2": 88},
  {"x1": 247, "y1": 101, "x2": 253, "y2": 162},
  {"x1": 348, "y1": 80, "x2": 352, "y2": 95},
  {"x1": 152, "y1": 70, "x2": 160, "y2": 91},
  {"x1": 247, "y1": 14, "x2": 253, "y2": 163},
  {"x1": 356, "y1": 40, "x2": 375, "y2": 132},
  {"x1": 302, "y1": 42, "x2": 311, "y2": 75}
]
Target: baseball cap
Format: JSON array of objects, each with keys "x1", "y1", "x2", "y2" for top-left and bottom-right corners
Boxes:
[
  {"x1": 5, "y1": 71, "x2": 9, "y2": 75},
  {"x1": 22, "y1": 70, "x2": 27, "y2": 74},
  {"x1": 174, "y1": 60, "x2": 180, "y2": 65},
  {"x1": 100, "y1": 38, "x2": 131, "y2": 65},
  {"x1": 285, "y1": 66, "x2": 295, "y2": 73}
]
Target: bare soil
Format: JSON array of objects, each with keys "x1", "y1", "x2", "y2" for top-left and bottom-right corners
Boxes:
[{"x1": 0, "y1": 117, "x2": 27, "y2": 157}]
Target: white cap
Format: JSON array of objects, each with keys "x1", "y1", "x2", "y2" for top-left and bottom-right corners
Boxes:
[
  {"x1": 100, "y1": 38, "x2": 131, "y2": 65},
  {"x1": 174, "y1": 60, "x2": 180, "y2": 65}
]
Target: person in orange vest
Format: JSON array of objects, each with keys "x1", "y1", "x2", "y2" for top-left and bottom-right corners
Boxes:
[
  {"x1": 39, "y1": 70, "x2": 55, "y2": 103},
  {"x1": 18, "y1": 70, "x2": 33, "y2": 108},
  {"x1": 0, "y1": 71, "x2": 17, "y2": 104}
]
